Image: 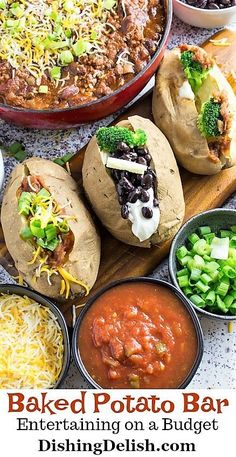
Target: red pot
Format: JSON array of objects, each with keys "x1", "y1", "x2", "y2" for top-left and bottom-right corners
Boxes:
[{"x1": 0, "y1": 1, "x2": 172, "y2": 129}]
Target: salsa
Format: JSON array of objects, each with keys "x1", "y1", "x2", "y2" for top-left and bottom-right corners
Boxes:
[
  {"x1": 0, "y1": 0, "x2": 165, "y2": 110},
  {"x1": 78, "y1": 282, "x2": 199, "y2": 389}
]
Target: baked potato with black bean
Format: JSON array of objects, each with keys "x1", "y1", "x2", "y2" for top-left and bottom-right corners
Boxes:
[{"x1": 82, "y1": 115, "x2": 185, "y2": 248}]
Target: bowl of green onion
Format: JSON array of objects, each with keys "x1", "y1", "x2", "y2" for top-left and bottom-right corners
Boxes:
[{"x1": 169, "y1": 208, "x2": 236, "y2": 320}]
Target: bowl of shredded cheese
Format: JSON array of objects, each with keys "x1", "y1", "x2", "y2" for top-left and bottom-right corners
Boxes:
[{"x1": 0, "y1": 285, "x2": 70, "y2": 389}]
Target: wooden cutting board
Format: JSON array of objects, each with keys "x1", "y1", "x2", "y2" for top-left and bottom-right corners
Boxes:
[{"x1": 0, "y1": 29, "x2": 236, "y2": 326}]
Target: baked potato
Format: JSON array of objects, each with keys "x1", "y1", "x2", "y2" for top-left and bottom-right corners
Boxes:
[
  {"x1": 1, "y1": 158, "x2": 101, "y2": 300},
  {"x1": 152, "y1": 44, "x2": 236, "y2": 175},
  {"x1": 82, "y1": 115, "x2": 185, "y2": 248}
]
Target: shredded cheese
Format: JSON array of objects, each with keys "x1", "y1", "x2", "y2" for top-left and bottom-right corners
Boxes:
[
  {"x1": 72, "y1": 304, "x2": 76, "y2": 327},
  {"x1": 116, "y1": 49, "x2": 135, "y2": 69},
  {"x1": 121, "y1": 0, "x2": 127, "y2": 17},
  {"x1": 27, "y1": 245, "x2": 42, "y2": 264},
  {"x1": 27, "y1": 175, "x2": 38, "y2": 192},
  {"x1": 228, "y1": 321, "x2": 234, "y2": 333},
  {"x1": 13, "y1": 274, "x2": 24, "y2": 285},
  {"x1": 65, "y1": 161, "x2": 71, "y2": 175},
  {"x1": 231, "y1": 70, "x2": 236, "y2": 80},
  {"x1": 76, "y1": 302, "x2": 86, "y2": 308},
  {"x1": 209, "y1": 38, "x2": 231, "y2": 47},
  {"x1": 0, "y1": 293, "x2": 64, "y2": 388},
  {"x1": 22, "y1": 185, "x2": 88, "y2": 299},
  {"x1": 228, "y1": 70, "x2": 236, "y2": 90},
  {"x1": 0, "y1": 0, "x2": 118, "y2": 84},
  {"x1": 58, "y1": 267, "x2": 90, "y2": 299},
  {"x1": 60, "y1": 279, "x2": 66, "y2": 295}
]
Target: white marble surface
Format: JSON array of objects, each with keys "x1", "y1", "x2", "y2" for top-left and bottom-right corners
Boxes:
[{"x1": 0, "y1": 16, "x2": 235, "y2": 389}]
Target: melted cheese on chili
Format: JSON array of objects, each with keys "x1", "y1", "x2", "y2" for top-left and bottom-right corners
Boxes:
[{"x1": 0, "y1": 0, "x2": 118, "y2": 82}]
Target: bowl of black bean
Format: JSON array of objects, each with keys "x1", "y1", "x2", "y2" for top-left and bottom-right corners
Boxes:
[{"x1": 173, "y1": 0, "x2": 236, "y2": 28}]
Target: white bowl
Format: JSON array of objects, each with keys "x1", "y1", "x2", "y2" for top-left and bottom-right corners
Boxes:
[{"x1": 173, "y1": 0, "x2": 236, "y2": 28}]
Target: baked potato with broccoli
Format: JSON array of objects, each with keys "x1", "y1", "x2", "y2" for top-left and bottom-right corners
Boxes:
[
  {"x1": 82, "y1": 115, "x2": 185, "y2": 248},
  {"x1": 152, "y1": 44, "x2": 236, "y2": 175}
]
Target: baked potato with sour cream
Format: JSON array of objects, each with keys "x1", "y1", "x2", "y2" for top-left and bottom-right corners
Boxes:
[
  {"x1": 1, "y1": 158, "x2": 101, "y2": 300},
  {"x1": 152, "y1": 44, "x2": 236, "y2": 175},
  {"x1": 82, "y1": 115, "x2": 185, "y2": 248}
]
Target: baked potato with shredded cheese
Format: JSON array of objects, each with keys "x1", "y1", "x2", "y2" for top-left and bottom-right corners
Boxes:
[
  {"x1": 82, "y1": 115, "x2": 185, "y2": 248},
  {"x1": 1, "y1": 158, "x2": 101, "y2": 300},
  {"x1": 152, "y1": 44, "x2": 236, "y2": 175}
]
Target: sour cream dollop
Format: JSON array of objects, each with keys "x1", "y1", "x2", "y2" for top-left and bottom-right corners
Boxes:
[
  {"x1": 127, "y1": 188, "x2": 160, "y2": 242},
  {"x1": 179, "y1": 81, "x2": 195, "y2": 100}
]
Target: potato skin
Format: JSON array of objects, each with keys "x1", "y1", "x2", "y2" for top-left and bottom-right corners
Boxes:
[
  {"x1": 1, "y1": 158, "x2": 101, "y2": 300},
  {"x1": 152, "y1": 48, "x2": 236, "y2": 175},
  {"x1": 82, "y1": 115, "x2": 185, "y2": 248}
]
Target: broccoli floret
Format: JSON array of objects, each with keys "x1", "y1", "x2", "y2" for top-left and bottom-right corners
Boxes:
[
  {"x1": 180, "y1": 50, "x2": 210, "y2": 94},
  {"x1": 197, "y1": 98, "x2": 222, "y2": 138},
  {"x1": 96, "y1": 126, "x2": 147, "y2": 153},
  {"x1": 132, "y1": 129, "x2": 147, "y2": 147}
]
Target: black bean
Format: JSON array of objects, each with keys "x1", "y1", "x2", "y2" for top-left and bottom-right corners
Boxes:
[
  {"x1": 128, "y1": 190, "x2": 139, "y2": 203},
  {"x1": 120, "y1": 153, "x2": 132, "y2": 161},
  {"x1": 120, "y1": 152, "x2": 138, "y2": 161},
  {"x1": 129, "y1": 174, "x2": 138, "y2": 184},
  {"x1": 141, "y1": 173, "x2": 153, "y2": 189},
  {"x1": 183, "y1": 0, "x2": 234, "y2": 7},
  {"x1": 121, "y1": 204, "x2": 129, "y2": 219},
  {"x1": 137, "y1": 156, "x2": 147, "y2": 165},
  {"x1": 112, "y1": 151, "x2": 121, "y2": 159},
  {"x1": 153, "y1": 198, "x2": 159, "y2": 207},
  {"x1": 120, "y1": 171, "x2": 129, "y2": 179},
  {"x1": 137, "y1": 186, "x2": 143, "y2": 194},
  {"x1": 112, "y1": 169, "x2": 121, "y2": 182},
  {"x1": 116, "y1": 183, "x2": 123, "y2": 196},
  {"x1": 132, "y1": 178, "x2": 140, "y2": 189},
  {"x1": 129, "y1": 152, "x2": 138, "y2": 161},
  {"x1": 140, "y1": 189, "x2": 150, "y2": 203},
  {"x1": 136, "y1": 147, "x2": 146, "y2": 156},
  {"x1": 119, "y1": 177, "x2": 134, "y2": 192},
  {"x1": 117, "y1": 142, "x2": 130, "y2": 153},
  {"x1": 142, "y1": 207, "x2": 153, "y2": 219},
  {"x1": 149, "y1": 168, "x2": 157, "y2": 178},
  {"x1": 195, "y1": 0, "x2": 207, "y2": 7},
  {"x1": 145, "y1": 153, "x2": 152, "y2": 165},
  {"x1": 118, "y1": 194, "x2": 125, "y2": 205}
]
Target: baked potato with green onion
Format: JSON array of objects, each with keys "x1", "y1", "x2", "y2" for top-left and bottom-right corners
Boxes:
[{"x1": 1, "y1": 158, "x2": 101, "y2": 300}]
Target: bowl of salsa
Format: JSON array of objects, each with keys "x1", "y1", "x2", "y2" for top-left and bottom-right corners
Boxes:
[{"x1": 72, "y1": 278, "x2": 203, "y2": 389}]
